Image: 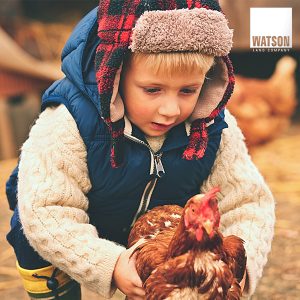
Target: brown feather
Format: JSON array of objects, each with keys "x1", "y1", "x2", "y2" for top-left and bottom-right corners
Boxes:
[{"x1": 223, "y1": 235, "x2": 247, "y2": 282}]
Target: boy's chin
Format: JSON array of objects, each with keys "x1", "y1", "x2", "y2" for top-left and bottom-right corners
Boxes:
[
  {"x1": 145, "y1": 132, "x2": 167, "y2": 138},
  {"x1": 142, "y1": 126, "x2": 169, "y2": 137}
]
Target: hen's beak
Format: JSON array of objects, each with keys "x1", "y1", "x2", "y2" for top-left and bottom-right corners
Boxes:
[{"x1": 203, "y1": 220, "x2": 213, "y2": 235}]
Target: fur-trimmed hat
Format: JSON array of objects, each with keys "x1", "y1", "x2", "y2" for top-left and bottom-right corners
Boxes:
[{"x1": 95, "y1": 0, "x2": 234, "y2": 168}]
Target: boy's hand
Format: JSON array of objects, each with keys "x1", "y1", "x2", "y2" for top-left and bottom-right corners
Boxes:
[
  {"x1": 239, "y1": 269, "x2": 248, "y2": 294},
  {"x1": 113, "y1": 239, "x2": 146, "y2": 300}
]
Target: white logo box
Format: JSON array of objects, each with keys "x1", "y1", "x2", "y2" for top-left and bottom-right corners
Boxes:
[{"x1": 250, "y1": 8, "x2": 292, "y2": 48}]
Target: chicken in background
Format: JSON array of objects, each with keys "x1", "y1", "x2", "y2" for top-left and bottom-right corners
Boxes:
[
  {"x1": 228, "y1": 56, "x2": 298, "y2": 146},
  {"x1": 128, "y1": 188, "x2": 247, "y2": 300}
]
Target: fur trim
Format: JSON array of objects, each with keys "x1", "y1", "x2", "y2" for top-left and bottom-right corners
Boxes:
[
  {"x1": 130, "y1": 8, "x2": 233, "y2": 56},
  {"x1": 190, "y1": 57, "x2": 229, "y2": 120}
]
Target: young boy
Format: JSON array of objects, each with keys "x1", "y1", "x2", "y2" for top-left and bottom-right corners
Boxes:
[{"x1": 6, "y1": 1, "x2": 275, "y2": 299}]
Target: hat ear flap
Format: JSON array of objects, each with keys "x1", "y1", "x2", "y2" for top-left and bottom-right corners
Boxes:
[
  {"x1": 109, "y1": 65, "x2": 126, "y2": 168},
  {"x1": 110, "y1": 118, "x2": 126, "y2": 168},
  {"x1": 95, "y1": 44, "x2": 127, "y2": 168},
  {"x1": 183, "y1": 119, "x2": 208, "y2": 160},
  {"x1": 184, "y1": 56, "x2": 235, "y2": 160},
  {"x1": 190, "y1": 57, "x2": 229, "y2": 121},
  {"x1": 110, "y1": 65, "x2": 125, "y2": 123}
]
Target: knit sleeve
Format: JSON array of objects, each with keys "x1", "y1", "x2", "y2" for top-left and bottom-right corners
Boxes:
[
  {"x1": 17, "y1": 104, "x2": 125, "y2": 298},
  {"x1": 200, "y1": 109, "x2": 275, "y2": 297}
]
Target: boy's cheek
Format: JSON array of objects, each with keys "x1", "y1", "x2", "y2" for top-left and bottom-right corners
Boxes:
[
  {"x1": 180, "y1": 100, "x2": 198, "y2": 119},
  {"x1": 126, "y1": 104, "x2": 153, "y2": 122}
]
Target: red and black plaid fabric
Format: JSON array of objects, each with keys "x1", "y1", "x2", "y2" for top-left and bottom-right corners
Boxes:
[
  {"x1": 182, "y1": 56, "x2": 234, "y2": 160},
  {"x1": 95, "y1": 0, "x2": 233, "y2": 167}
]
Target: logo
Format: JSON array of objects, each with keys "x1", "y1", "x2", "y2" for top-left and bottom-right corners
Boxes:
[{"x1": 250, "y1": 8, "x2": 292, "y2": 52}]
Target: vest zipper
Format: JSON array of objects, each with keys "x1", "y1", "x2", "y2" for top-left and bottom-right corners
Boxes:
[
  {"x1": 124, "y1": 134, "x2": 165, "y2": 227},
  {"x1": 129, "y1": 177, "x2": 158, "y2": 227},
  {"x1": 124, "y1": 134, "x2": 165, "y2": 177},
  {"x1": 154, "y1": 152, "x2": 165, "y2": 178}
]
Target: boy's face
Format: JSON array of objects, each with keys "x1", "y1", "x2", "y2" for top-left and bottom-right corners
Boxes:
[{"x1": 121, "y1": 57, "x2": 206, "y2": 137}]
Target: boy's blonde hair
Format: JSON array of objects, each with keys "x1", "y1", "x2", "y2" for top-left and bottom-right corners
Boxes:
[{"x1": 124, "y1": 52, "x2": 214, "y2": 77}]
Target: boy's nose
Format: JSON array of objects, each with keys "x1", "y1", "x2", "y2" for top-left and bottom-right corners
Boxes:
[{"x1": 158, "y1": 99, "x2": 180, "y2": 118}]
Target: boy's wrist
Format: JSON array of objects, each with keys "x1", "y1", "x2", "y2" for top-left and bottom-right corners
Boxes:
[{"x1": 112, "y1": 250, "x2": 125, "y2": 285}]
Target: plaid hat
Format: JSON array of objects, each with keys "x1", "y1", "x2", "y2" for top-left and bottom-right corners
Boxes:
[{"x1": 95, "y1": 0, "x2": 234, "y2": 168}]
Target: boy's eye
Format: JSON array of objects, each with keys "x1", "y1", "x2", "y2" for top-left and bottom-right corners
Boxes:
[
  {"x1": 144, "y1": 88, "x2": 161, "y2": 94},
  {"x1": 143, "y1": 87, "x2": 197, "y2": 94},
  {"x1": 180, "y1": 88, "x2": 197, "y2": 94}
]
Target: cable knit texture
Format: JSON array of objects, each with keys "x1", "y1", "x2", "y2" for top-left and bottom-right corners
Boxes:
[
  {"x1": 18, "y1": 105, "x2": 274, "y2": 298},
  {"x1": 17, "y1": 105, "x2": 125, "y2": 298}
]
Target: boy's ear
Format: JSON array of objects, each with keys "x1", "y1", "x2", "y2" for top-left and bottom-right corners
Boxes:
[
  {"x1": 110, "y1": 65, "x2": 125, "y2": 122},
  {"x1": 190, "y1": 57, "x2": 229, "y2": 121}
]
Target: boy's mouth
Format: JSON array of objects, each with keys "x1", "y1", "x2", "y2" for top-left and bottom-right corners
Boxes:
[{"x1": 151, "y1": 122, "x2": 174, "y2": 131}]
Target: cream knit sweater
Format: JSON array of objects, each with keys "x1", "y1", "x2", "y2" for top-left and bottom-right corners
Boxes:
[{"x1": 18, "y1": 105, "x2": 275, "y2": 299}]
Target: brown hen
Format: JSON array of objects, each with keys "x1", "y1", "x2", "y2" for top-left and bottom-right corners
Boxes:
[
  {"x1": 128, "y1": 188, "x2": 247, "y2": 300},
  {"x1": 228, "y1": 56, "x2": 297, "y2": 146}
]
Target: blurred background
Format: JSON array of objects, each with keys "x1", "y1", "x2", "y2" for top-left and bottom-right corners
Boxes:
[{"x1": 0, "y1": 0, "x2": 299, "y2": 299}]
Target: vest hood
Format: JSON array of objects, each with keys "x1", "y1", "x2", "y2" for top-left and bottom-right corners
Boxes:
[{"x1": 61, "y1": 7, "x2": 101, "y2": 114}]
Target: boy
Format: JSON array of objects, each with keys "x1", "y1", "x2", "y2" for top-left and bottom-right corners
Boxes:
[{"x1": 6, "y1": 1, "x2": 275, "y2": 299}]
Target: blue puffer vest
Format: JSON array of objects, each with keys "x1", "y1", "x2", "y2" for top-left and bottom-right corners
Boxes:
[{"x1": 6, "y1": 8, "x2": 227, "y2": 246}]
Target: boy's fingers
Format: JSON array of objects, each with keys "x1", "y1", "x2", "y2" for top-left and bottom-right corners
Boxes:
[
  {"x1": 131, "y1": 269, "x2": 143, "y2": 287},
  {"x1": 131, "y1": 238, "x2": 146, "y2": 251},
  {"x1": 127, "y1": 239, "x2": 146, "y2": 291},
  {"x1": 128, "y1": 239, "x2": 145, "y2": 261},
  {"x1": 132, "y1": 286, "x2": 146, "y2": 297},
  {"x1": 127, "y1": 297, "x2": 145, "y2": 300},
  {"x1": 125, "y1": 286, "x2": 146, "y2": 300},
  {"x1": 128, "y1": 251, "x2": 143, "y2": 287}
]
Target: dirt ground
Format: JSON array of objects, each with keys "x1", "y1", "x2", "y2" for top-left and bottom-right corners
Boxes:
[{"x1": 1, "y1": 124, "x2": 299, "y2": 300}]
